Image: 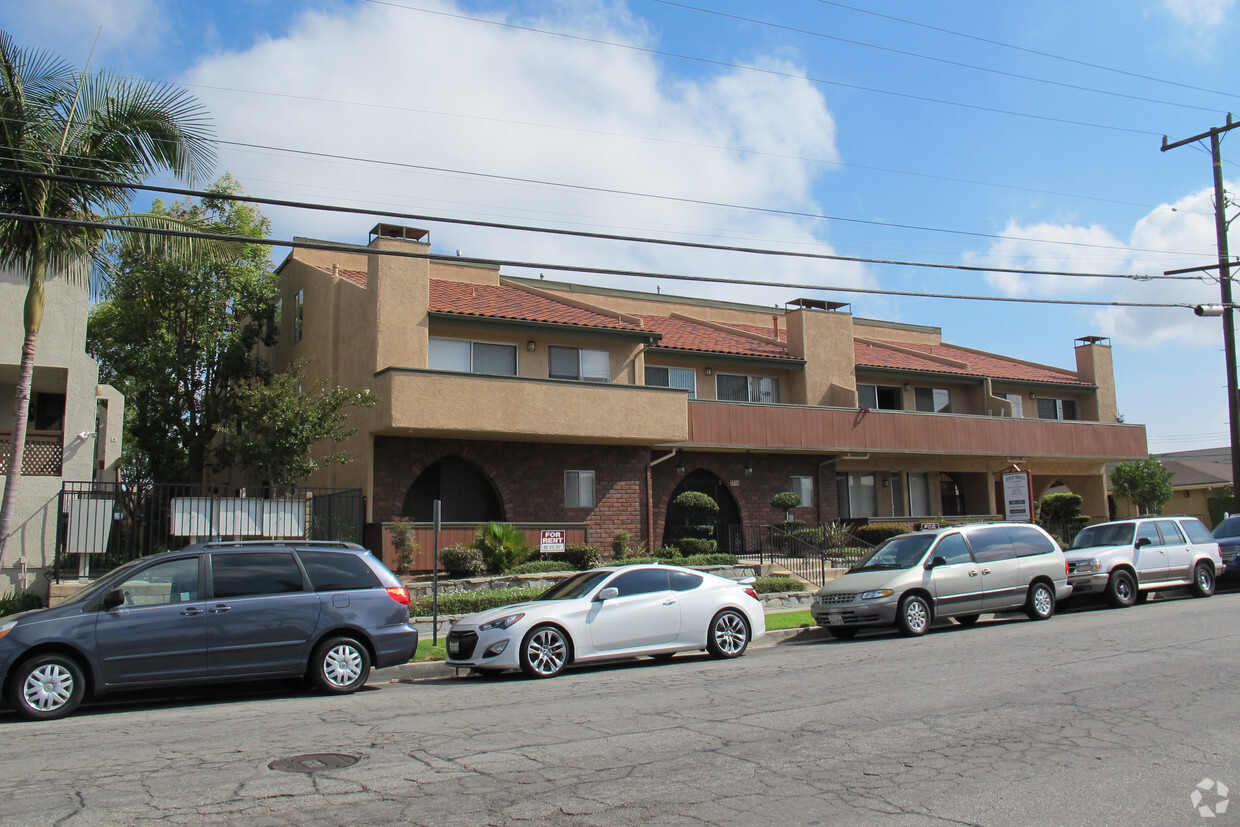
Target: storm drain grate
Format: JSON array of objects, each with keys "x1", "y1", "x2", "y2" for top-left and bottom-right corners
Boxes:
[{"x1": 269, "y1": 753, "x2": 360, "y2": 773}]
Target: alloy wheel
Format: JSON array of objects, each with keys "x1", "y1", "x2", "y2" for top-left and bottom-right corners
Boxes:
[{"x1": 23, "y1": 662, "x2": 76, "y2": 713}]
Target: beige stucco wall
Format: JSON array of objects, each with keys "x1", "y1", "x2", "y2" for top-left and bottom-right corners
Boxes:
[
  {"x1": 785, "y1": 307, "x2": 856, "y2": 407},
  {"x1": 1075, "y1": 341, "x2": 1118, "y2": 423}
]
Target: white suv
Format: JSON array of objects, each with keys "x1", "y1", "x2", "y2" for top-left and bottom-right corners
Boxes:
[{"x1": 1064, "y1": 516, "x2": 1223, "y2": 607}]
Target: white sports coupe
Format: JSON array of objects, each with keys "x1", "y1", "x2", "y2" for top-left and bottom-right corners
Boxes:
[{"x1": 444, "y1": 564, "x2": 766, "y2": 677}]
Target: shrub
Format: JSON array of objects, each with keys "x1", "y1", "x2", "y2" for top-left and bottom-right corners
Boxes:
[
  {"x1": 509, "y1": 560, "x2": 573, "y2": 575},
  {"x1": 678, "y1": 553, "x2": 737, "y2": 566},
  {"x1": 0, "y1": 590, "x2": 43, "y2": 618},
  {"x1": 674, "y1": 537, "x2": 717, "y2": 556},
  {"x1": 562, "y1": 543, "x2": 602, "y2": 571},
  {"x1": 409, "y1": 587, "x2": 543, "y2": 616},
  {"x1": 657, "y1": 545, "x2": 681, "y2": 558},
  {"x1": 389, "y1": 518, "x2": 419, "y2": 574},
  {"x1": 854, "y1": 523, "x2": 911, "y2": 545},
  {"x1": 474, "y1": 522, "x2": 533, "y2": 574},
  {"x1": 770, "y1": 491, "x2": 801, "y2": 520},
  {"x1": 753, "y1": 576, "x2": 806, "y2": 594},
  {"x1": 673, "y1": 490, "x2": 719, "y2": 515},
  {"x1": 439, "y1": 543, "x2": 485, "y2": 578}
]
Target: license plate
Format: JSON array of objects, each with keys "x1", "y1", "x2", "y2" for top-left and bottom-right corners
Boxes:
[{"x1": 828, "y1": 613, "x2": 842, "y2": 625}]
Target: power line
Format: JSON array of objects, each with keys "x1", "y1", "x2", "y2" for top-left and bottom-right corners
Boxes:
[
  {"x1": 0, "y1": 167, "x2": 1206, "y2": 281},
  {"x1": 1, "y1": 211, "x2": 1205, "y2": 309}
]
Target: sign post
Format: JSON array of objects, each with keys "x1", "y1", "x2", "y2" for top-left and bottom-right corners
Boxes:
[{"x1": 432, "y1": 499, "x2": 441, "y2": 645}]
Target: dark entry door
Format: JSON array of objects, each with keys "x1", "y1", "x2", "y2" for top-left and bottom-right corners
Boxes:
[{"x1": 663, "y1": 470, "x2": 742, "y2": 553}]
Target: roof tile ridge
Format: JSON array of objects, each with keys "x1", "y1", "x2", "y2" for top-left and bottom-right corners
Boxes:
[
  {"x1": 855, "y1": 337, "x2": 971, "y2": 370},
  {"x1": 670, "y1": 312, "x2": 785, "y2": 346},
  {"x1": 500, "y1": 279, "x2": 644, "y2": 327},
  {"x1": 939, "y1": 342, "x2": 1084, "y2": 382}
]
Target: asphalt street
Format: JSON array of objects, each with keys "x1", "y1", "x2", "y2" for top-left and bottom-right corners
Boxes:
[{"x1": 0, "y1": 591, "x2": 1237, "y2": 825}]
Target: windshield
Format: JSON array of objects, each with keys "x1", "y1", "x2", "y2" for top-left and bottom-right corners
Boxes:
[
  {"x1": 1213, "y1": 518, "x2": 1240, "y2": 539},
  {"x1": 536, "y1": 570, "x2": 611, "y2": 601},
  {"x1": 852, "y1": 534, "x2": 935, "y2": 571},
  {"x1": 1072, "y1": 523, "x2": 1135, "y2": 549}
]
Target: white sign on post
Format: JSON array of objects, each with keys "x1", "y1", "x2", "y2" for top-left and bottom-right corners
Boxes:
[
  {"x1": 540, "y1": 529, "x2": 566, "y2": 554},
  {"x1": 1002, "y1": 471, "x2": 1034, "y2": 522}
]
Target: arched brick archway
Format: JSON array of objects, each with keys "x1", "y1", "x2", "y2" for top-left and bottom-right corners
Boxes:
[
  {"x1": 402, "y1": 456, "x2": 504, "y2": 522},
  {"x1": 375, "y1": 438, "x2": 516, "y2": 523},
  {"x1": 661, "y1": 469, "x2": 743, "y2": 553}
]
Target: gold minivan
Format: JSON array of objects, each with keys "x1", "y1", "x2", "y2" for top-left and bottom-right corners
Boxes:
[{"x1": 811, "y1": 523, "x2": 1071, "y2": 639}]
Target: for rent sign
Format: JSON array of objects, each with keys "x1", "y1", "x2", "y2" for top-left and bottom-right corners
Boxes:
[
  {"x1": 1002, "y1": 471, "x2": 1034, "y2": 522},
  {"x1": 540, "y1": 530, "x2": 566, "y2": 554}
]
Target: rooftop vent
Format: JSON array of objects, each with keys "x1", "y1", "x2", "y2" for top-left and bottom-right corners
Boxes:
[
  {"x1": 1074, "y1": 336, "x2": 1111, "y2": 347},
  {"x1": 786, "y1": 298, "x2": 850, "y2": 312},
  {"x1": 368, "y1": 224, "x2": 429, "y2": 244}
]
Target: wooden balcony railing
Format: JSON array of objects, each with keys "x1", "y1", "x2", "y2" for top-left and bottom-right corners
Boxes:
[{"x1": 0, "y1": 430, "x2": 64, "y2": 476}]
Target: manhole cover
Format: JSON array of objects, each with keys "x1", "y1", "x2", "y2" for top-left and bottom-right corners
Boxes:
[{"x1": 268, "y1": 753, "x2": 360, "y2": 773}]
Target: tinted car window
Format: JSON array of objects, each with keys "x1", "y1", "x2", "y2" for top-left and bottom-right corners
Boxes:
[
  {"x1": 1212, "y1": 517, "x2": 1240, "y2": 539},
  {"x1": 1180, "y1": 518, "x2": 1215, "y2": 544},
  {"x1": 1073, "y1": 522, "x2": 1135, "y2": 549},
  {"x1": 536, "y1": 570, "x2": 610, "y2": 600},
  {"x1": 967, "y1": 527, "x2": 1016, "y2": 563},
  {"x1": 611, "y1": 568, "x2": 671, "y2": 596},
  {"x1": 670, "y1": 571, "x2": 703, "y2": 591},
  {"x1": 211, "y1": 552, "x2": 305, "y2": 598},
  {"x1": 114, "y1": 557, "x2": 200, "y2": 606},
  {"x1": 1007, "y1": 525, "x2": 1056, "y2": 557},
  {"x1": 1136, "y1": 521, "x2": 1160, "y2": 547},
  {"x1": 298, "y1": 550, "x2": 381, "y2": 591},
  {"x1": 930, "y1": 533, "x2": 972, "y2": 565},
  {"x1": 1155, "y1": 520, "x2": 1186, "y2": 545}
]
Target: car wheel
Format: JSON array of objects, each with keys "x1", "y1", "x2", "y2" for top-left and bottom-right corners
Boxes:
[
  {"x1": 310, "y1": 636, "x2": 371, "y2": 694},
  {"x1": 954, "y1": 614, "x2": 980, "y2": 627},
  {"x1": 1105, "y1": 570, "x2": 1138, "y2": 608},
  {"x1": 1191, "y1": 562, "x2": 1216, "y2": 598},
  {"x1": 896, "y1": 594, "x2": 932, "y2": 636},
  {"x1": 7, "y1": 653, "x2": 87, "y2": 721},
  {"x1": 520, "y1": 625, "x2": 569, "y2": 678},
  {"x1": 1025, "y1": 582, "x2": 1055, "y2": 621},
  {"x1": 827, "y1": 626, "x2": 859, "y2": 640},
  {"x1": 707, "y1": 609, "x2": 750, "y2": 658}
]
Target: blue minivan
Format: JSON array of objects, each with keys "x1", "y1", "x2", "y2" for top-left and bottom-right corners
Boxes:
[{"x1": 0, "y1": 541, "x2": 418, "y2": 720}]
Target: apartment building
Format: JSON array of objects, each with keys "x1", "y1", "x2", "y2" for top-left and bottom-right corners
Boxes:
[{"x1": 269, "y1": 224, "x2": 1148, "y2": 554}]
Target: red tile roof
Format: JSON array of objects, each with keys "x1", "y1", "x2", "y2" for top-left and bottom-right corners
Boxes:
[
  {"x1": 856, "y1": 339, "x2": 1086, "y2": 385},
  {"x1": 640, "y1": 316, "x2": 797, "y2": 360},
  {"x1": 313, "y1": 265, "x2": 368, "y2": 287},
  {"x1": 430, "y1": 281, "x2": 649, "y2": 332}
]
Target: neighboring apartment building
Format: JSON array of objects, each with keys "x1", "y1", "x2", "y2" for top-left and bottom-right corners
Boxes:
[
  {"x1": 1110, "y1": 447, "x2": 1233, "y2": 527},
  {"x1": 0, "y1": 266, "x2": 124, "y2": 596},
  {"x1": 269, "y1": 224, "x2": 1148, "y2": 555}
]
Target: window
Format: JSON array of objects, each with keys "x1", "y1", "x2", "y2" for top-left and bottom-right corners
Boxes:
[
  {"x1": 429, "y1": 337, "x2": 517, "y2": 376},
  {"x1": 670, "y1": 570, "x2": 703, "y2": 591},
  {"x1": 645, "y1": 366, "x2": 696, "y2": 398},
  {"x1": 858, "y1": 384, "x2": 903, "y2": 410},
  {"x1": 611, "y1": 568, "x2": 671, "y2": 596},
  {"x1": 298, "y1": 551, "x2": 382, "y2": 591},
  {"x1": 966, "y1": 527, "x2": 1017, "y2": 563},
  {"x1": 114, "y1": 557, "x2": 200, "y2": 606},
  {"x1": 790, "y1": 476, "x2": 813, "y2": 507},
  {"x1": 931, "y1": 533, "x2": 972, "y2": 565},
  {"x1": 32, "y1": 392, "x2": 66, "y2": 431},
  {"x1": 549, "y1": 346, "x2": 609, "y2": 382},
  {"x1": 211, "y1": 552, "x2": 305, "y2": 599},
  {"x1": 908, "y1": 472, "x2": 930, "y2": 515},
  {"x1": 1154, "y1": 519, "x2": 1186, "y2": 545},
  {"x1": 995, "y1": 392, "x2": 1023, "y2": 418},
  {"x1": 565, "y1": 470, "x2": 596, "y2": 508},
  {"x1": 1006, "y1": 525, "x2": 1056, "y2": 557},
  {"x1": 914, "y1": 387, "x2": 951, "y2": 413},
  {"x1": 717, "y1": 374, "x2": 780, "y2": 403},
  {"x1": 1036, "y1": 397, "x2": 1078, "y2": 420},
  {"x1": 836, "y1": 472, "x2": 877, "y2": 518},
  {"x1": 293, "y1": 289, "x2": 304, "y2": 343}
]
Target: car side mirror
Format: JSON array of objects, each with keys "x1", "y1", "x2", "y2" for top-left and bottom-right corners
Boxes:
[
  {"x1": 926, "y1": 556, "x2": 948, "y2": 570},
  {"x1": 102, "y1": 590, "x2": 124, "y2": 610},
  {"x1": 1135, "y1": 537, "x2": 1151, "y2": 548},
  {"x1": 596, "y1": 587, "x2": 619, "y2": 601}
]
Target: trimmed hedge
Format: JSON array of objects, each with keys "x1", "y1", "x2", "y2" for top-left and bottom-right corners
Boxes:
[
  {"x1": 440, "y1": 543, "x2": 486, "y2": 578},
  {"x1": 606, "y1": 553, "x2": 737, "y2": 567},
  {"x1": 753, "y1": 576, "x2": 806, "y2": 594},
  {"x1": 560, "y1": 543, "x2": 602, "y2": 571},
  {"x1": 409, "y1": 587, "x2": 543, "y2": 617},
  {"x1": 853, "y1": 523, "x2": 912, "y2": 545},
  {"x1": 509, "y1": 560, "x2": 573, "y2": 575}
]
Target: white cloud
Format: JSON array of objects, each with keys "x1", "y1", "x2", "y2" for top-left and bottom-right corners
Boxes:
[
  {"x1": 0, "y1": 0, "x2": 167, "y2": 69},
  {"x1": 176, "y1": 0, "x2": 863, "y2": 308},
  {"x1": 1162, "y1": 0, "x2": 1236, "y2": 27}
]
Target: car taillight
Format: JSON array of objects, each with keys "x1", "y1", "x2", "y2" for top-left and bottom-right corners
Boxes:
[
  {"x1": 386, "y1": 586, "x2": 410, "y2": 605},
  {"x1": 744, "y1": 587, "x2": 760, "y2": 601},
  {"x1": 1065, "y1": 561, "x2": 1070, "y2": 576}
]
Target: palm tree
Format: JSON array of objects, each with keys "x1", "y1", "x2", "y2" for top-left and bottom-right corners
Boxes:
[{"x1": 0, "y1": 30, "x2": 216, "y2": 558}]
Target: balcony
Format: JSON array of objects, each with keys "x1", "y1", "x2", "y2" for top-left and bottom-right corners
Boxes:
[
  {"x1": 0, "y1": 430, "x2": 64, "y2": 476},
  {"x1": 374, "y1": 368, "x2": 689, "y2": 445},
  {"x1": 684, "y1": 401, "x2": 1147, "y2": 460}
]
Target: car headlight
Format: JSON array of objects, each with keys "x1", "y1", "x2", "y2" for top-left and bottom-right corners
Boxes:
[
  {"x1": 858, "y1": 589, "x2": 894, "y2": 600},
  {"x1": 479, "y1": 612, "x2": 525, "y2": 631},
  {"x1": 1074, "y1": 559, "x2": 1101, "y2": 573},
  {"x1": 0, "y1": 620, "x2": 15, "y2": 640}
]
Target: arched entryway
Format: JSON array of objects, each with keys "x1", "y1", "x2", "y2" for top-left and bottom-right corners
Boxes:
[
  {"x1": 402, "y1": 456, "x2": 504, "y2": 522},
  {"x1": 662, "y1": 469, "x2": 742, "y2": 553}
]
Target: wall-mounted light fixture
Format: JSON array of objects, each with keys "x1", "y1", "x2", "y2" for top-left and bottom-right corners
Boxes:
[
  {"x1": 704, "y1": 367, "x2": 713, "y2": 376},
  {"x1": 1029, "y1": 391, "x2": 1037, "y2": 399},
  {"x1": 526, "y1": 340, "x2": 536, "y2": 352},
  {"x1": 676, "y1": 463, "x2": 686, "y2": 475},
  {"x1": 77, "y1": 431, "x2": 96, "y2": 440},
  {"x1": 903, "y1": 383, "x2": 911, "y2": 391},
  {"x1": 744, "y1": 462, "x2": 753, "y2": 476}
]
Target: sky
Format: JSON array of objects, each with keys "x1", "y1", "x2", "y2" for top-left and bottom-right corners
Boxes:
[{"x1": 4, "y1": 0, "x2": 1239, "y2": 453}]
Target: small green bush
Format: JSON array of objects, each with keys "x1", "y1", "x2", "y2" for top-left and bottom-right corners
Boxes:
[
  {"x1": 679, "y1": 553, "x2": 737, "y2": 566},
  {"x1": 509, "y1": 560, "x2": 573, "y2": 575},
  {"x1": 475, "y1": 522, "x2": 533, "y2": 574},
  {"x1": 562, "y1": 543, "x2": 602, "y2": 571},
  {"x1": 0, "y1": 591, "x2": 43, "y2": 618},
  {"x1": 410, "y1": 587, "x2": 543, "y2": 616},
  {"x1": 439, "y1": 543, "x2": 485, "y2": 578},
  {"x1": 674, "y1": 537, "x2": 717, "y2": 556},
  {"x1": 673, "y1": 490, "x2": 719, "y2": 514},
  {"x1": 657, "y1": 545, "x2": 681, "y2": 558},
  {"x1": 753, "y1": 576, "x2": 806, "y2": 593},
  {"x1": 854, "y1": 523, "x2": 911, "y2": 545},
  {"x1": 770, "y1": 491, "x2": 801, "y2": 517}
]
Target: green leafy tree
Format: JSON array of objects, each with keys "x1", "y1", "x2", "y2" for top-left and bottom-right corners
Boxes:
[
  {"x1": 0, "y1": 30, "x2": 216, "y2": 555},
  {"x1": 1109, "y1": 457, "x2": 1175, "y2": 516},
  {"x1": 88, "y1": 176, "x2": 274, "y2": 483},
  {"x1": 213, "y1": 364, "x2": 377, "y2": 491},
  {"x1": 770, "y1": 491, "x2": 801, "y2": 521}
]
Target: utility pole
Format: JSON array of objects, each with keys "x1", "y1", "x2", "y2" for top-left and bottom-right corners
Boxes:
[{"x1": 1162, "y1": 114, "x2": 1240, "y2": 511}]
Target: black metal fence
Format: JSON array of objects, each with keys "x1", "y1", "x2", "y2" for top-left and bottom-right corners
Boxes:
[
  {"x1": 729, "y1": 524, "x2": 872, "y2": 587},
  {"x1": 54, "y1": 482, "x2": 366, "y2": 581}
]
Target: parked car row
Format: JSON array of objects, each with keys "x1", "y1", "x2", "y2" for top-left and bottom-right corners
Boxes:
[{"x1": 811, "y1": 517, "x2": 1225, "y2": 639}]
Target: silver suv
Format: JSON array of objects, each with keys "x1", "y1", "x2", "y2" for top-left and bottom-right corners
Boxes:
[
  {"x1": 1064, "y1": 516, "x2": 1223, "y2": 607},
  {"x1": 811, "y1": 523, "x2": 1071, "y2": 639}
]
